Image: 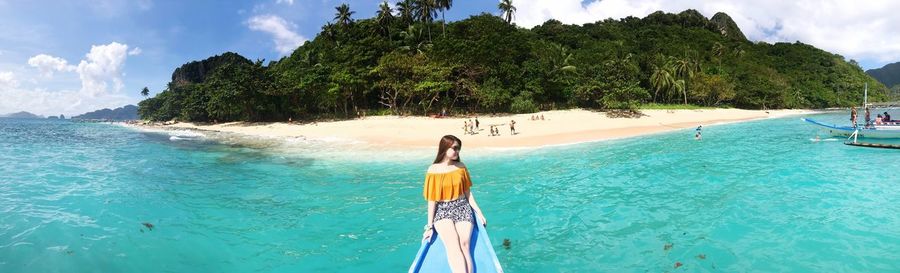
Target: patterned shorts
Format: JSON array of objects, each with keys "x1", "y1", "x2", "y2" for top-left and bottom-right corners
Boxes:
[{"x1": 435, "y1": 197, "x2": 473, "y2": 224}]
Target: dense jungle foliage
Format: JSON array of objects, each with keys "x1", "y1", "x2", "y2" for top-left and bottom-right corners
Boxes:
[{"x1": 139, "y1": 3, "x2": 890, "y2": 122}]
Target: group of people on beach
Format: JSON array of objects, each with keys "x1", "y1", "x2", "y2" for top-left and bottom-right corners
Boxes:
[
  {"x1": 462, "y1": 117, "x2": 517, "y2": 136},
  {"x1": 851, "y1": 107, "x2": 895, "y2": 128},
  {"x1": 529, "y1": 114, "x2": 545, "y2": 121},
  {"x1": 463, "y1": 118, "x2": 480, "y2": 135}
]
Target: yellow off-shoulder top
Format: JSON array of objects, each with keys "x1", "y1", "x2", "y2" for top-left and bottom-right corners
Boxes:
[{"x1": 423, "y1": 167, "x2": 472, "y2": 201}]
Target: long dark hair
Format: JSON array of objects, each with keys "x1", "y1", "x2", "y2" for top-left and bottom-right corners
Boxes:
[{"x1": 433, "y1": 135, "x2": 462, "y2": 164}]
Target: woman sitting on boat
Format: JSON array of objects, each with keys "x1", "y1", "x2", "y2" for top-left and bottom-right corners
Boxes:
[{"x1": 422, "y1": 135, "x2": 488, "y2": 273}]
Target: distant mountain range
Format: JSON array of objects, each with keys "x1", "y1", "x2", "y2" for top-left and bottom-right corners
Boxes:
[
  {"x1": 1, "y1": 111, "x2": 43, "y2": 119},
  {"x1": 866, "y1": 62, "x2": 900, "y2": 88},
  {"x1": 72, "y1": 105, "x2": 139, "y2": 120}
]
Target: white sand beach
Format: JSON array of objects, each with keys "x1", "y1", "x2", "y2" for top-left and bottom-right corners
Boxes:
[{"x1": 146, "y1": 108, "x2": 816, "y2": 149}]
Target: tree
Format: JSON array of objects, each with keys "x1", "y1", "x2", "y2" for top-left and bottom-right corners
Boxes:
[
  {"x1": 397, "y1": 0, "x2": 415, "y2": 27},
  {"x1": 650, "y1": 63, "x2": 675, "y2": 103},
  {"x1": 436, "y1": 0, "x2": 452, "y2": 37},
  {"x1": 498, "y1": 0, "x2": 516, "y2": 24},
  {"x1": 690, "y1": 73, "x2": 735, "y2": 106},
  {"x1": 372, "y1": 52, "x2": 421, "y2": 114},
  {"x1": 375, "y1": 1, "x2": 394, "y2": 37},
  {"x1": 137, "y1": 9, "x2": 891, "y2": 122},
  {"x1": 140, "y1": 87, "x2": 149, "y2": 97},
  {"x1": 322, "y1": 22, "x2": 337, "y2": 42},
  {"x1": 712, "y1": 42, "x2": 725, "y2": 58},
  {"x1": 671, "y1": 55, "x2": 701, "y2": 104},
  {"x1": 399, "y1": 25, "x2": 431, "y2": 55},
  {"x1": 334, "y1": 3, "x2": 355, "y2": 27},
  {"x1": 414, "y1": 0, "x2": 437, "y2": 41}
]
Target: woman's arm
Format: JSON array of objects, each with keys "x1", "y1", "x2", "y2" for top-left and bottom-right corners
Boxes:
[
  {"x1": 427, "y1": 200, "x2": 436, "y2": 226},
  {"x1": 467, "y1": 191, "x2": 487, "y2": 226},
  {"x1": 423, "y1": 200, "x2": 436, "y2": 240}
]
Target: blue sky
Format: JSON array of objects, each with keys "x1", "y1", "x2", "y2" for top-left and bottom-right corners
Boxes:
[
  {"x1": 0, "y1": 0, "x2": 500, "y2": 116},
  {"x1": 1, "y1": 0, "x2": 897, "y2": 116}
]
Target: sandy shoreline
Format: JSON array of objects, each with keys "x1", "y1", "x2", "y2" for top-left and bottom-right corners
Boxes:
[{"x1": 141, "y1": 109, "x2": 817, "y2": 149}]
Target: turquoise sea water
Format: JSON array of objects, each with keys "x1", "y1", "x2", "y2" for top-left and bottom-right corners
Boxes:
[{"x1": 1, "y1": 114, "x2": 898, "y2": 272}]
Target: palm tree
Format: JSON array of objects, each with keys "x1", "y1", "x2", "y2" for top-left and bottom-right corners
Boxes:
[
  {"x1": 334, "y1": 3, "x2": 355, "y2": 27},
  {"x1": 322, "y1": 22, "x2": 341, "y2": 46},
  {"x1": 399, "y1": 25, "x2": 431, "y2": 55},
  {"x1": 498, "y1": 0, "x2": 516, "y2": 24},
  {"x1": 546, "y1": 43, "x2": 576, "y2": 74},
  {"x1": 375, "y1": 1, "x2": 394, "y2": 37},
  {"x1": 397, "y1": 0, "x2": 414, "y2": 27},
  {"x1": 140, "y1": 87, "x2": 149, "y2": 97},
  {"x1": 414, "y1": 0, "x2": 437, "y2": 41},
  {"x1": 436, "y1": 0, "x2": 452, "y2": 37},
  {"x1": 671, "y1": 56, "x2": 700, "y2": 104},
  {"x1": 671, "y1": 79, "x2": 685, "y2": 104},
  {"x1": 650, "y1": 63, "x2": 675, "y2": 103}
]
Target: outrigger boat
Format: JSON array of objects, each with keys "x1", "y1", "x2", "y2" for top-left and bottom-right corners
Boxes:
[
  {"x1": 803, "y1": 83, "x2": 900, "y2": 139},
  {"x1": 802, "y1": 118, "x2": 900, "y2": 139}
]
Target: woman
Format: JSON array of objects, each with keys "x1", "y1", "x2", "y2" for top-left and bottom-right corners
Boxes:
[{"x1": 422, "y1": 135, "x2": 488, "y2": 273}]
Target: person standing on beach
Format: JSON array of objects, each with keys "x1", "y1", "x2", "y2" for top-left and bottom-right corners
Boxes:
[
  {"x1": 475, "y1": 117, "x2": 480, "y2": 131},
  {"x1": 510, "y1": 120, "x2": 516, "y2": 135},
  {"x1": 422, "y1": 135, "x2": 489, "y2": 273}
]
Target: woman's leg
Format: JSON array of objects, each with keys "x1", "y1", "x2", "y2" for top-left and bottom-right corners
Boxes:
[
  {"x1": 454, "y1": 221, "x2": 474, "y2": 273},
  {"x1": 434, "y1": 219, "x2": 467, "y2": 273}
]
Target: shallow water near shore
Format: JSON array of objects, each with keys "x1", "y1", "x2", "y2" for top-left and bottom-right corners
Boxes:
[{"x1": 1, "y1": 114, "x2": 898, "y2": 272}]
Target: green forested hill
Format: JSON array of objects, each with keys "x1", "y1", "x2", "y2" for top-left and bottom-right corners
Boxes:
[
  {"x1": 139, "y1": 8, "x2": 889, "y2": 122},
  {"x1": 867, "y1": 62, "x2": 900, "y2": 90}
]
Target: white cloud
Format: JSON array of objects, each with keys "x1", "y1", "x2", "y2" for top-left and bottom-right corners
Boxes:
[
  {"x1": 1, "y1": 42, "x2": 138, "y2": 116},
  {"x1": 276, "y1": 0, "x2": 294, "y2": 5},
  {"x1": 0, "y1": 71, "x2": 18, "y2": 89},
  {"x1": 128, "y1": 47, "x2": 142, "y2": 56},
  {"x1": 247, "y1": 15, "x2": 307, "y2": 55},
  {"x1": 76, "y1": 42, "x2": 129, "y2": 97},
  {"x1": 27, "y1": 54, "x2": 76, "y2": 77},
  {"x1": 514, "y1": 0, "x2": 900, "y2": 65}
]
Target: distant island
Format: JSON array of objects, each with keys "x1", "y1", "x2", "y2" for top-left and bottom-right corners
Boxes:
[
  {"x1": 1, "y1": 111, "x2": 43, "y2": 119},
  {"x1": 72, "y1": 105, "x2": 139, "y2": 120},
  {"x1": 138, "y1": 5, "x2": 894, "y2": 123}
]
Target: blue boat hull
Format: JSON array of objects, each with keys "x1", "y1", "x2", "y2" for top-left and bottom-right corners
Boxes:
[{"x1": 408, "y1": 211, "x2": 503, "y2": 273}]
